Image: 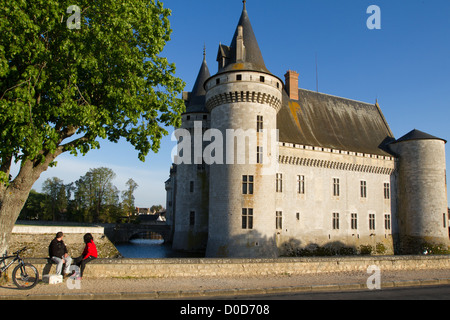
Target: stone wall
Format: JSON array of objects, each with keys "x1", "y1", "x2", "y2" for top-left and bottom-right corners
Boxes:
[
  {"x1": 389, "y1": 139, "x2": 449, "y2": 253},
  {"x1": 205, "y1": 70, "x2": 283, "y2": 258},
  {"x1": 9, "y1": 224, "x2": 120, "y2": 259},
  {"x1": 276, "y1": 145, "x2": 396, "y2": 255},
  {"x1": 15, "y1": 255, "x2": 450, "y2": 279}
]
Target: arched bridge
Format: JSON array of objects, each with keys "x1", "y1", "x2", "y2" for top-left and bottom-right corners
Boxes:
[{"x1": 105, "y1": 222, "x2": 172, "y2": 244}]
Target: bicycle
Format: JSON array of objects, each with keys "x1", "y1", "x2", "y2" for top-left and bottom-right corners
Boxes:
[{"x1": 0, "y1": 246, "x2": 39, "y2": 290}]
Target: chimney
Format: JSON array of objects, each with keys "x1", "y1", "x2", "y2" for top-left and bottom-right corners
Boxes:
[{"x1": 284, "y1": 70, "x2": 299, "y2": 100}]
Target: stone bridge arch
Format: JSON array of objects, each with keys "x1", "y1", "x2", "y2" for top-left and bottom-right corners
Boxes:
[{"x1": 105, "y1": 223, "x2": 172, "y2": 244}]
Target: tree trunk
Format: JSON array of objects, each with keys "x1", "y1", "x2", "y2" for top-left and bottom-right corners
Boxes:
[
  {"x1": 0, "y1": 179, "x2": 37, "y2": 255},
  {"x1": 0, "y1": 151, "x2": 62, "y2": 255},
  {"x1": 0, "y1": 186, "x2": 31, "y2": 255}
]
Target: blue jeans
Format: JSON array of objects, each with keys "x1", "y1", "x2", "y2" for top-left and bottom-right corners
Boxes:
[{"x1": 51, "y1": 256, "x2": 72, "y2": 275}]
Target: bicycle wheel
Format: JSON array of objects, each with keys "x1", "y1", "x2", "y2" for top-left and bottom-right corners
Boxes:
[{"x1": 12, "y1": 263, "x2": 39, "y2": 290}]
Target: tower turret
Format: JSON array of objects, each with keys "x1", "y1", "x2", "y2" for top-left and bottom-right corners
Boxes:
[
  {"x1": 389, "y1": 129, "x2": 449, "y2": 254},
  {"x1": 205, "y1": 2, "x2": 283, "y2": 257},
  {"x1": 172, "y1": 52, "x2": 211, "y2": 252}
]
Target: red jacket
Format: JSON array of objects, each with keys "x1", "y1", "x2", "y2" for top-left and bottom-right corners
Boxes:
[{"x1": 82, "y1": 240, "x2": 98, "y2": 259}]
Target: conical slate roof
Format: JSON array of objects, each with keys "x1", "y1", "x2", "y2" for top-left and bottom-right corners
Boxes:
[
  {"x1": 186, "y1": 53, "x2": 211, "y2": 113},
  {"x1": 217, "y1": 2, "x2": 270, "y2": 74},
  {"x1": 393, "y1": 129, "x2": 447, "y2": 144}
]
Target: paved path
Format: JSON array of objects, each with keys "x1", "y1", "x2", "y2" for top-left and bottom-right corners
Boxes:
[{"x1": 1, "y1": 269, "x2": 449, "y2": 300}]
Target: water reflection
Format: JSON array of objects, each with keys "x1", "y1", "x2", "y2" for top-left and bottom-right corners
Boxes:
[{"x1": 115, "y1": 239, "x2": 203, "y2": 258}]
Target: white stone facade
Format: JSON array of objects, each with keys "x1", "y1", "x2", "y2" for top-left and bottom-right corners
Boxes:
[{"x1": 275, "y1": 144, "x2": 396, "y2": 255}]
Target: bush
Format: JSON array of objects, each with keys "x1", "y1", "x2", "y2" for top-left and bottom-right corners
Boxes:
[{"x1": 359, "y1": 245, "x2": 373, "y2": 255}]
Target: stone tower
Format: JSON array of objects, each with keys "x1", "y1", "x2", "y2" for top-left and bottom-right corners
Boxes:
[
  {"x1": 389, "y1": 129, "x2": 449, "y2": 253},
  {"x1": 204, "y1": 2, "x2": 283, "y2": 257},
  {"x1": 172, "y1": 52, "x2": 211, "y2": 252}
]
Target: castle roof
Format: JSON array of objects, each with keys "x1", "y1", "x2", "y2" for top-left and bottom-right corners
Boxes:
[
  {"x1": 185, "y1": 52, "x2": 211, "y2": 114},
  {"x1": 392, "y1": 129, "x2": 447, "y2": 144},
  {"x1": 277, "y1": 89, "x2": 395, "y2": 156},
  {"x1": 216, "y1": 2, "x2": 271, "y2": 75}
]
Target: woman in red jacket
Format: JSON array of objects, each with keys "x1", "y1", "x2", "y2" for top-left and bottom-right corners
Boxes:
[{"x1": 73, "y1": 233, "x2": 98, "y2": 278}]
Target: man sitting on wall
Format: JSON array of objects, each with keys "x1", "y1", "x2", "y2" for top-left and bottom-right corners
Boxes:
[{"x1": 48, "y1": 231, "x2": 73, "y2": 277}]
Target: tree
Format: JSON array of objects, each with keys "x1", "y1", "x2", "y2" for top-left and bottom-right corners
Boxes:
[
  {"x1": 150, "y1": 204, "x2": 164, "y2": 213},
  {"x1": 19, "y1": 189, "x2": 47, "y2": 221},
  {"x1": 74, "y1": 167, "x2": 120, "y2": 223},
  {"x1": 122, "y1": 178, "x2": 138, "y2": 221},
  {"x1": 0, "y1": 0, "x2": 185, "y2": 253},
  {"x1": 42, "y1": 177, "x2": 67, "y2": 221}
]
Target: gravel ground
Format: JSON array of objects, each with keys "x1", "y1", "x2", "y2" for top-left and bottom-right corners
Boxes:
[{"x1": 1, "y1": 269, "x2": 449, "y2": 299}]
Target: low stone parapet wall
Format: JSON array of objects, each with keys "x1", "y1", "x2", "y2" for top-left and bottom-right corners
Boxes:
[
  {"x1": 10, "y1": 224, "x2": 120, "y2": 259},
  {"x1": 17, "y1": 255, "x2": 450, "y2": 279}
]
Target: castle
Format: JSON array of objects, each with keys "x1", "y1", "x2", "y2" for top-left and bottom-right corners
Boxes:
[{"x1": 165, "y1": 2, "x2": 449, "y2": 257}]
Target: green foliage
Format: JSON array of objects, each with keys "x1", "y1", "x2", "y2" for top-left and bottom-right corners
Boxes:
[
  {"x1": 0, "y1": 0, "x2": 185, "y2": 183},
  {"x1": 359, "y1": 245, "x2": 373, "y2": 255},
  {"x1": 42, "y1": 177, "x2": 68, "y2": 221},
  {"x1": 19, "y1": 189, "x2": 48, "y2": 220},
  {"x1": 74, "y1": 167, "x2": 119, "y2": 223},
  {"x1": 121, "y1": 178, "x2": 138, "y2": 218},
  {"x1": 375, "y1": 242, "x2": 386, "y2": 255},
  {"x1": 295, "y1": 246, "x2": 357, "y2": 257},
  {"x1": 19, "y1": 168, "x2": 145, "y2": 223},
  {"x1": 421, "y1": 243, "x2": 450, "y2": 255}
]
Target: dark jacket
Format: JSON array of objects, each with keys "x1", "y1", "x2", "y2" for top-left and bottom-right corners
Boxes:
[{"x1": 49, "y1": 238, "x2": 68, "y2": 258}]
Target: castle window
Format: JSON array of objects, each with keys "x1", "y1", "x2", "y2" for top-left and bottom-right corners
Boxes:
[
  {"x1": 216, "y1": 78, "x2": 220, "y2": 85},
  {"x1": 384, "y1": 183, "x2": 390, "y2": 199},
  {"x1": 242, "y1": 175, "x2": 254, "y2": 195},
  {"x1": 351, "y1": 213, "x2": 358, "y2": 230},
  {"x1": 360, "y1": 181, "x2": 367, "y2": 198},
  {"x1": 242, "y1": 208, "x2": 253, "y2": 229},
  {"x1": 443, "y1": 213, "x2": 447, "y2": 228},
  {"x1": 190, "y1": 181, "x2": 194, "y2": 193},
  {"x1": 385, "y1": 214, "x2": 391, "y2": 231},
  {"x1": 203, "y1": 115, "x2": 207, "y2": 120},
  {"x1": 276, "y1": 211, "x2": 283, "y2": 230},
  {"x1": 260, "y1": 76, "x2": 265, "y2": 83},
  {"x1": 189, "y1": 211, "x2": 195, "y2": 226},
  {"x1": 297, "y1": 175, "x2": 305, "y2": 194},
  {"x1": 276, "y1": 173, "x2": 283, "y2": 192},
  {"x1": 296, "y1": 212, "x2": 300, "y2": 221},
  {"x1": 333, "y1": 178, "x2": 340, "y2": 197},
  {"x1": 369, "y1": 214, "x2": 376, "y2": 230},
  {"x1": 257, "y1": 115, "x2": 263, "y2": 132},
  {"x1": 236, "y1": 74, "x2": 242, "y2": 81},
  {"x1": 332, "y1": 212, "x2": 340, "y2": 230},
  {"x1": 257, "y1": 146, "x2": 263, "y2": 164}
]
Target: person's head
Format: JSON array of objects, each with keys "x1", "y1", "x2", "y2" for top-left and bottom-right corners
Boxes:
[
  {"x1": 83, "y1": 233, "x2": 93, "y2": 244},
  {"x1": 56, "y1": 231, "x2": 63, "y2": 240}
]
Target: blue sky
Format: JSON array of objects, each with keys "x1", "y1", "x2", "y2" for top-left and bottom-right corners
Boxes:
[{"x1": 24, "y1": 0, "x2": 450, "y2": 207}]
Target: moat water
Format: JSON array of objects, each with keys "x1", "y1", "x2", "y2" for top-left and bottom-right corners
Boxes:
[{"x1": 115, "y1": 239, "x2": 203, "y2": 258}]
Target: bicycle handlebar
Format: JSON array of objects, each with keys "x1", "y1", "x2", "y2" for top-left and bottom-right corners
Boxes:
[{"x1": 12, "y1": 247, "x2": 27, "y2": 256}]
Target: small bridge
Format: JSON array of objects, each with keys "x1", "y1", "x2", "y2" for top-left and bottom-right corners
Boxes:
[{"x1": 105, "y1": 222, "x2": 172, "y2": 244}]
